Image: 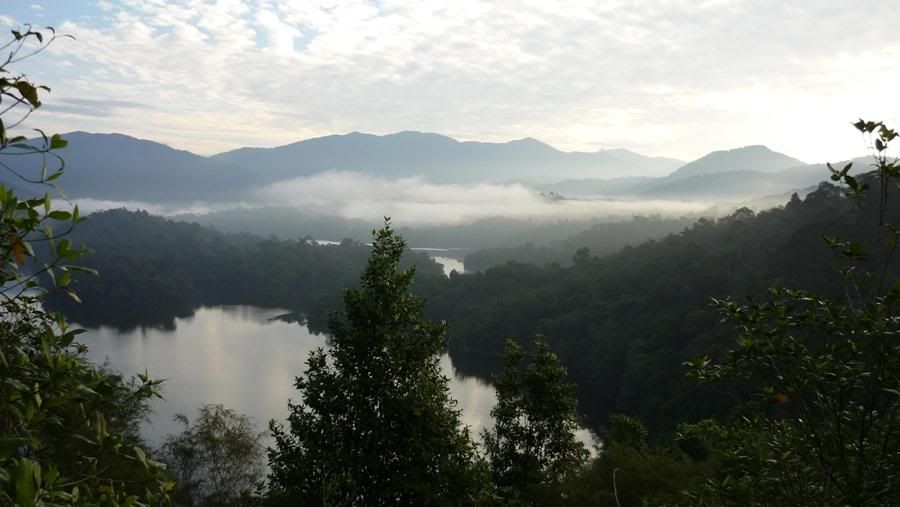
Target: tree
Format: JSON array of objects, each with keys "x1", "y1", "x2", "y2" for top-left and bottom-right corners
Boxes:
[
  {"x1": 0, "y1": 25, "x2": 171, "y2": 505},
  {"x1": 684, "y1": 120, "x2": 900, "y2": 505},
  {"x1": 159, "y1": 404, "x2": 265, "y2": 507},
  {"x1": 482, "y1": 338, "x2": 589, "y2": 504},
  {"x1": 266, "y1": 222, "x2": 488, "y2": 505}
]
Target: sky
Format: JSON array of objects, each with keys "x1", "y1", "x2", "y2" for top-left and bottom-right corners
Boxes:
[{"x1": 3, "y1": 0, "x2": 900, "y2": 164}]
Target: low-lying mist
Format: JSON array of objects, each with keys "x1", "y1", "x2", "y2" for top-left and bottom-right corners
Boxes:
[
  {"x1": 255, "y1": 171, "x2": 710, "y2": 226},
  {"x1": 71, "y1": 198, "x2": 236, "y2": 217}
]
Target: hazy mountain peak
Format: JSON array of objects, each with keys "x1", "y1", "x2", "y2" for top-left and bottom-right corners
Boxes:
[
  {"x1": 511, "y1": 136, "x2": 545, "y2": 144},
  {"x1": 61, "y1": 131, "x2": 202, "y2": 158},
  {"x1": 213, "y1": 131, "x2": 684, "y2": 182},
  {"x1": 388, "y1": 130, "x2": 457, "y2": 140},
  {"x1": 505, "y1": 136, "x2": 557, "y2": 152},
  {"x1": 668, "y1": 145, "x2": 804, "y2": 180}
]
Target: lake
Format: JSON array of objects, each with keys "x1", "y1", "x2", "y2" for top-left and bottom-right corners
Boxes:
[
  {"x1": 80, "y1": 305, "x2": 496, "y2": 446},
  {"x1": 313, "y1": 240, "x2": 467, "y2": 276},
  {"x1": 81, "y1": 305, "x2": 595, "y2": 449}
]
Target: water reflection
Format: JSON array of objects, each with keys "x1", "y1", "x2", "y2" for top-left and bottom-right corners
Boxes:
[
  {"x1": 430, "y1": 255, "x2": 465, "y2": 276},
  {"x1": 409, "y1": 247, "x2": 468, "y2": 276},
  {"x1": 80, "y1": 305, "x2": 502, "y2": 446}
]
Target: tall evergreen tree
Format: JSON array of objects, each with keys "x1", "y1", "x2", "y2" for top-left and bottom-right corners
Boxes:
[
  {"x1": 266, "y1": 223, "x2": 487, "y2": 505},
  {"x1": 483, "y1": 338, "x2": 589, "y2": 504}
]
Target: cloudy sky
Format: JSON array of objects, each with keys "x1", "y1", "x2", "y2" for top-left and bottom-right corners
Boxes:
[{"x1": 4, "y1": 0, "x2": 899, "y2": 163}]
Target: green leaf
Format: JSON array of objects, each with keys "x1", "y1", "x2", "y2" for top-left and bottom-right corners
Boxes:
[
  {"x1": 14, "y1": 81, "x2": 41, "y2": 108},
  {"x1": 845, "y1": 241, "x2": 865, "y2": 258},
  {"x1": 57, "y1": 238, "x2": 72, "y2": 257},
  {"x1": 133, "y1": 446, "x2": 149, "y2": 469},
  {"x1": 48, "y1": 210, "x2": 71, "y2": 221},
  {"x1": 0, "y1": 438, "x2": 30, "y2": 458},
  {"x1": 49, "y1": 133, "x2": 67, "y2": 150},
  {"x1": 66, "y1": 289, "x2": 81, "y2": 303},
  {"x1": 13, "y1": 459, "x2": 37, "y2": 506}
]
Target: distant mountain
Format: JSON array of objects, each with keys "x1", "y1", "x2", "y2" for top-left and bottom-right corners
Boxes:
[
  {"x1": 1, "y1": 131, "x2": 849, "y2": 207},
  {"x1": 0, "y1": 132, "x2": 253, "y2": 202},
  {"x1": 542, "y1": 146, "x2": 811, "y2": 200},
  {"x1": 639, "y1": 165, "x2": 826, "y2": 200},
  {"x1": 0, "y1": 131, "x2": 684, "y2": 202},
  {"x1": 666, "y1": 145, "x2": 804, "y2": 180},
  {"x1": 542, "y1": 159, "x2": 868, "y2": 202},
  {"x1": 212, "y1": 131, "x2": 684, "y2": 183}
]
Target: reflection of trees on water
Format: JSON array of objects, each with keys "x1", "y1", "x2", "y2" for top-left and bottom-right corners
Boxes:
[
  {"x1": 44, "y1": 296, "x2": 190, "y2": 332},
  {"x1": 446, "y1": 349, "x2": 502, "y2": 385},
  {"x1": 450, "y1": 346, "x2": 608, "y2": 433}
]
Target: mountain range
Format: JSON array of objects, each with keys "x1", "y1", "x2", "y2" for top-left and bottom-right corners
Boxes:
[
  {"x1": 0, "y1": 130, "x2": 857, "y2": 206},
  {"x1": 212, "y1": 131, "x2": 684, "y2": 184}
]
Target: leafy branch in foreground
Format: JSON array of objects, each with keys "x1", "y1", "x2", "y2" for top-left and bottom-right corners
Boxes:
[
  {"x1": 685, "y1": 120, "x2": 900, "y2": 505},
  {"x1": 159, "y1": 404, "x2": 265, "y2": 506},
  {"x1": 0, "y1": 25, "x2": 172, "y2": 505}
]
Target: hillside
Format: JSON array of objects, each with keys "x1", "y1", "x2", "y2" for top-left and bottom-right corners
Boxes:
[
  {"x1": 666, "y1": 145, "x2": 804, "y2": 180},
  {"x1": 212, "y1": 131, "x2": 685, "y2": 183},
  {"x1": 0, "y1": 132, "x2": 254, "y2": 202},
  {"x1": 420, "y1": 181, "x2": 886, "y2": 432}
]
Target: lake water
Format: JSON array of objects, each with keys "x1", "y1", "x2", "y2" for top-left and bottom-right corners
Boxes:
[
  {"x1": 426, "y1": 255, "x2": 464, "y2": 275},
  {"x1": 312, "y1": 240, "x2": 466, "y2": 276},
  {"x1": 81, "y1": 305, "x2": 595, "y2": 450},
  {"x1": 81, "y1": 305, "x2": 498, "y2": 446}
]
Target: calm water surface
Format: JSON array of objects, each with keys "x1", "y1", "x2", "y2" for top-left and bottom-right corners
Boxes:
[
  {"x1": 429, "y1": 255, "x2": 464, "y2": 275},
  {"x1": 81, "y1": 305, "x2": 497, "y2": 446}
]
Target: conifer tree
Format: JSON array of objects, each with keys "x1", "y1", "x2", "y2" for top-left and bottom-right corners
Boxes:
[
  {"x1": 483, "y1": 338, "x2": 589, "y2": 504},
  {"x1": 266, "y1": 223, "x2": 487, "y2": 505}
]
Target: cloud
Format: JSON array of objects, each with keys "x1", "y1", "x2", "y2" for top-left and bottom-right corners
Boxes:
[
  {"x1": 6, "y1": 1, "x2": 900, "y2": 163},
  {"x1": 43, "y1": 97, "x2": 152, "y2": 117},
  {"x1": 257, "y1": 171, "x2": 708, "y2": 225}
]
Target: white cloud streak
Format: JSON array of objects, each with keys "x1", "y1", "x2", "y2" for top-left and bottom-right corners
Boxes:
[
  {"x1": 257, "y1": 171, "x2": 709, "y2": 225},
  {"x1": 6, "y1": 0, "x2": 900, "y2": 163}
]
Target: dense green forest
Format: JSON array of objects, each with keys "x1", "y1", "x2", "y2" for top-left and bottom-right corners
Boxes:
[
  {"x1": 44, "y1": 209, "x2": 443, "y2": 330},
  {"x1": 462, "y1": 215, "x2": 698, "y2": 272},
  {"x1": 55, "y1": 181, "x2": 880, "y2": 436},
  {"x1": 423, "y1": 185, "x2": 870, "y2": 432},
  {"x1": 49, "y1": 179, "x2": 893, "y2": 438},
  {"x1": 177, "y1": 206, "x2": 697, "y2": 253}
]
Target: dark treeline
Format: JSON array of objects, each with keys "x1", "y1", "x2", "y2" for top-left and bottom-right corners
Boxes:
[
  {"x1": 52, "y1": 181, "x2": 883, "y2": 437},
  {"x1": 178, "y1": 205, "x2": 697, "y2": 251},
  {"x1": 422, "y1": 183, "x2": 891, "y2": 433},
  {"x1": 463, "y1": 215, "x2": 698, "y2": 271},
  {"x1": 45, "y1": 209, "x2": 443, "y2": 330}
]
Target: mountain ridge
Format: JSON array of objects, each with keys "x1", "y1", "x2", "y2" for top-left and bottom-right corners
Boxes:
[
  {"x1": 1, "y1": 130, "x2": 827, "y2": 205},
  {"x1": 211, "y1": 130, "x2": 686, "y2": 182},
  {"x1": 666, "y1": 145, "x2": 804, "y2": 180}
]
